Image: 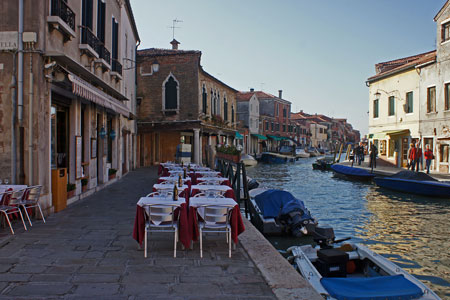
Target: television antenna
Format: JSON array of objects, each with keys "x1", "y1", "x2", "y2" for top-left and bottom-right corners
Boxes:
[{"x1": 168, "y1": 19, "x2": 183, "y2": 40}]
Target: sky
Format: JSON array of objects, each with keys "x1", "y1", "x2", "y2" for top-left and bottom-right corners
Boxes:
[{"x1": 130, "y1": 0, "x2": 447, "y2": 135}]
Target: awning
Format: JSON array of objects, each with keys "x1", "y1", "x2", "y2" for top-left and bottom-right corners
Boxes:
[
  {"x1": 370, "y1": 129, "x2": 410, "y2": 139},
  {"x1": 235, "y1": 132, "x2": 244, "y2": 139},
  {"x1": 267, "y1": 135, "x2": 282, "y2": 141},
  {"x1": 69, "y1": 74, "x2": 130, "y2": 117},
  {"x1": 251, "y1": 134, "x2": 267, "y2": 140}
]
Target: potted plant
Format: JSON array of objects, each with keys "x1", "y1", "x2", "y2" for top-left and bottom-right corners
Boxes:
[
  {"x1": 67, "y1": 183, "x2": 76, "y2": 198},
  {"x1": 108, "y1": 168, "x2": 117, "y2": 180},
  {"x1": 216, "y1": 144, "x2": 241, "y2": 163},
  {"x1": 81, "y1": 178, "x2": 88, "y2": 192}
]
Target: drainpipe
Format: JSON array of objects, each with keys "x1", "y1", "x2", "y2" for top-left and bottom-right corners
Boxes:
[
  {"x1": 11, "y1": 53, "x2": 17, "y2": 184},
  {"x1": 28, "y1": 53, "x2": 33, "y2": 186},
  {"x1": 17, "y1": 0, "x2": 24, "y2": 183}
]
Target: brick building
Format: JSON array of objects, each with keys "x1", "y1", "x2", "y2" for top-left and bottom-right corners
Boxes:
[
  {"x1": 136, "y1": 42, "x2": 238, "y2": 166},
  {"x1": 0, "y1": 0, "x2": 139, "y2": 213}
]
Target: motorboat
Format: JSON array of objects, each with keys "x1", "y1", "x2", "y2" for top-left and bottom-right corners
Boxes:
[
  {"x1": 308, "y1": 147, "x2": 322, "y2": 157},
  {"x1": 295, "y1": 147, "x2": 310, "y2": 158},
  {"x1": 312, "y1": 156, "x2": 334, "y2": 171},
  {"x1": 288, "y1": 227, "x2": 440, "y2": 300},
  {"x1": 330, "y1": 164, "x2": 375, "y2": 181},
  {"x1": 374, "y1": 170, "x2": 450, "y2": 198},
  {"x1": 258, "y1": 152, "x2": 296, "y2": 164},
  {"x1": 240, "y1": 154, "x2": 258, "y2": 167},
  {"x1": 248, "y1": 188, "x2": 317, "y2": 237}
]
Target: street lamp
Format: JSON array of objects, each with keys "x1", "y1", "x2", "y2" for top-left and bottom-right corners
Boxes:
[{"x1": 151, "y1": 59, "x2": 159, "y2": 73}]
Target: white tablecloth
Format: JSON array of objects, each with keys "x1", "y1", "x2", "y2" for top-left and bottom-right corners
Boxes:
[
  {"x1": 137, "y1": 196, "x2": 184, "y2": 207},
  {"x1": 153, "y1": 184, "x2": 189, "y2": 196},
  {"x1": 0, "y1": 185, "x2": 27, "y2": 193},
  {"x1": 190, "y1": 185, "x2": 231, "y2": 192},
  {"x1": 189, "y1": 197, "x2": 236, "y2": 219},
  {"x1": 159, "y1": 177, "x2": 191, "y2": 183},
  {"x1": 196, "y1": 177, "x2": 228, "y2": 183}
]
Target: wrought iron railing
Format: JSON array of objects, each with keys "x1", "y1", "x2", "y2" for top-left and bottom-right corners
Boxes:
[
  {"x1": 96, "y1": 43, "x2": 111, "y2": 65},
  {"x1": 111, "y1": 59, "x2": 122, "y2": 75},
  {"x1": 80, "y1": 26, "x2": 100, "y2": 54},
  {"x1": 50, "y1": 0, "x2": 75, "y2": 31}
]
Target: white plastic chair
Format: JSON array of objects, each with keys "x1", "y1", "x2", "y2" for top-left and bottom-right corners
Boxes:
[
  {"x1": 198, "y1": 204, "x2": 234, "y2": 258},
  {"x1": 0, "y1": 189, "x2": 28, "y2": 234},
  {"x1": 142, "y1": 203, "x2": 179, "y2": 258},
  {"x1": 20, "y1": 185, "x2": 46, "y2": 226}
]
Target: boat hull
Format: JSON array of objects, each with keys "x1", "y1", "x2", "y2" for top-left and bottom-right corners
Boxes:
[
  {"x1": 259, "y1": 152, "x2": 296, "y2": 164},
  {"x1": 374, "y1": 177, "x2": 450, "y2": 198},
  {"x1": 330, "y1": 164, "x2": 375, "y2": 181}
]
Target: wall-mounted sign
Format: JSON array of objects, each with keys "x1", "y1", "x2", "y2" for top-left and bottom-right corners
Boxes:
[{"x1": 0, "y1": 32, "x2": 18, "y2": 50}]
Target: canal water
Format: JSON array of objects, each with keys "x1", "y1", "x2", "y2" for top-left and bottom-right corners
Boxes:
[{"x1": 246, "y1": 157, "x2": 450, "y2": 299}]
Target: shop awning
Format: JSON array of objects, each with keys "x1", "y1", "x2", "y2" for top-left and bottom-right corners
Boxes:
[
  {"x1": 235, "y1": 132, "x2": 244, "y2": 139},
  {"x1": 251, "y1": 134, "x2": 267, "y2": 140},
  {"x1": 69, "y1": 74, "x2": 130, "y2": 117},
  {"x1": 267, "y1": 135, "x2": 282, "y2": 141},
  {"x1": 370, "y1": 129, "x2": 410, "y2": 139}
]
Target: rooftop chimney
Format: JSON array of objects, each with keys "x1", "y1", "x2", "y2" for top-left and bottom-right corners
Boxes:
[
  {"x1": 250, "y1": 88, "x2": 254, "y2": 92},
  {"x1": 278, "y1": 90, "x2": 282, "y2": 99},
  {"x1": 170, "y1": 39, "x2": 180, "y2": 50}
]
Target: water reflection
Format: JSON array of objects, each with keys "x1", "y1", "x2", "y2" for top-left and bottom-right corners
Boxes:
[{"x1": 246, "y1": 158, "x2": 450, "y2": 298}]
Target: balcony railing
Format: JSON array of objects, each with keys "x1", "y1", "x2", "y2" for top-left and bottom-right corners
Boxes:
[
  {"x1": 96, "y1": 43, "x2": 111, "y2": 65},
  {"x1": 51, "y1": 0, "x2": 75, "y2": 31},
  {"x1": 111, "y1": 59, "x2": 122, "y2": 75},
  {"x1": 80, "y1": 26, "x2": 100, "y2": 55}
]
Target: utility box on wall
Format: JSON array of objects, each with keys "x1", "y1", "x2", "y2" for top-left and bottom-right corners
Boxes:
[{"x1": 51, "y1": 168, "x2": 67, "y2": 212}]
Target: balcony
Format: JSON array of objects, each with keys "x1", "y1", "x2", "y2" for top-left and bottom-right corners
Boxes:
[
  {"x1": 111, "y1": 59, "x2": 123, "y2": 80},
  {"x1": 94, "y1": 43, "x2": 111, "y2": 71},
  {"x1": 79, "y1": 26, "x2": 100, "y2": 58},
  {"x1": 47, "y1": 0, "x2": 76, "y2": 41}
]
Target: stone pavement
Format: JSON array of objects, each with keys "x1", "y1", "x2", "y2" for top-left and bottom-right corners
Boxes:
[{"x1": 0, "y1": 167, "x2": 279, "y2": 300}]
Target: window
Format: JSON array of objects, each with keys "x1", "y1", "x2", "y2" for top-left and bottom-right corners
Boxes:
[
  {"x1": 82, "y1": 0, "x2": 93, "y2": 29},
  {"x1": 163, "y1": 75, "x2": 178, "y2": 110},
  {"x1": 442, "y1": 21, "x2": 450, "y2": 43},
  {"x1": 427, "y1": 86, "x2": 436, "y2": 113},
  {"x1": 210, "y1": 89, "x2": 214, "y2": 115},
  {"x1": 275, "y1": 123, "x2": 280, "y2": 131},
  {"x1": 265, "y1": 122, "x2": 269, "y2": 130},
  {"x1": 406, "y1": 92, "x2": 413, "y2": 113},
  {"x1": 282, "y1": 125, "x2": 286, "y2": 132},
  {"x1": 271, "y1": 122, "x2": 274, "y2": 131},
  {"x1": 111, "y1": 17, "x2": 119, "y2": 69},
  {"x1": 373, "y1": 99, "x2": 379, "y2": 118},
  {"x1": 223, "y1": 96, "x2": 228, "y2": 121},
  {"x1": 283, "y1": 108, "x2": 287, "y2": 118},
  {"x1": 388, "y1": 96, "x2": 395, "y2": 116},
  {"x1": 440, "y1": 144, "x2": 449, "y2": 163},
  {"x1": 97, "y1": 0, "x2": 106, "y2": 43},
  {"x1": 445, "y1": 83, "x2": 450, "y2": 111},
  {"x1": 231, "y1": 105, "x2": 234, "y2": 123},
  {"x1": 202, "y1": 86, "x2": 207, "y2": 114},
  {"x1": 217, "y1": 91, "x2": 221, "y2": 116},
  {"x1": 276, "y1": 103, "x2": 279, "y2": 116}
]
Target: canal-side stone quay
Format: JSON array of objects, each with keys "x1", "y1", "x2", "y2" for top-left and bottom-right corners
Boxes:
[{"x1": 0, "y1": 167, "x2": 321, "y2": 300}]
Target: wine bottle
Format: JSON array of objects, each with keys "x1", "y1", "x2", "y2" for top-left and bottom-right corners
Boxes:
[
  {"x1": 173, "y1": 183, "x2": 178, "y2": 201},
  {"x1": 178, "y1": 174, "x2": 183, "y2": 187}
]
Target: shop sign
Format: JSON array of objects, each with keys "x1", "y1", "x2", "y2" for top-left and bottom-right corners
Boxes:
[{"x1": 0, "y1": 32, "x2": 18, "y2": 50}]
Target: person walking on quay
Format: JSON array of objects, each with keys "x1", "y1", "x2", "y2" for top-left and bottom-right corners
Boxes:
[
  {"x1": 416, "y1": 141, "x2": 423, "y2": 172},
  {"x1": 424, "y1": 144, "x2": 434, "y2": 174},
  {"x1": 369, "y1": 143, "x2": 378, "y2": 169},
  {"x1": 407, "y1": 143, "x2": 417, "y2": 171}
]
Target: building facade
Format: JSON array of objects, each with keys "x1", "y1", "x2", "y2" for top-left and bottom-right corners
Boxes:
[
  {"x1": 0, "y1": 0, "x2": 139, "y2": 213},
  {"x1": 236, "y1": 90, "x2": 263, "y2": 155},
  {"x1": 136, "y1": 43, "x2": 238, "y2": 167}
]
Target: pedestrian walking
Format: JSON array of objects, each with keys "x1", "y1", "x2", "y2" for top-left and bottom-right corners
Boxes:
[
  {"x1": 416, "y1": 141, "x2": 423, "y2": 172},
  {"x1": 424, "y1": 144, "x2": 434, "y2": 174},
  {"x1": 407, "y1": 143, "x2": 417, "y2": 171},
  {"x1": 369, "y1": 143, "x2": 378, "y2": 169}
]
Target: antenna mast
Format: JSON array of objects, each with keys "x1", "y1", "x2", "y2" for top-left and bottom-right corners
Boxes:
[{"x1": 169, "y1": 19, "x2": 183, "y2": 39}]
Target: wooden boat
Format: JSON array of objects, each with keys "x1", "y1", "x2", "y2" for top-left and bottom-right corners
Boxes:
[
  {"x1": 288, "y1": 232, "x2": 440, "y2": 300},
  {"x1": 373, "y1": 171, "x2": 450, "y2": 198},
  {"x1": 295, "y1": 147, "x2": 310, "y2": 158},
  {"x1": 308, "y1": 147, "x2": 322, "y2": 157},
  {"x1": 240, "y1": 154, "x2": 257, "y2": 167},
  {"x1": 312, "y1": 157, "x2": 334, "y2": 171},
  {"x1": 248, "y1": 188, "x2": 317, "y2": 236},
  {"x1": 330, "y1": 164, "x2": 375, "y2": 181},
  {"x1": 258, "y1": 152, "x2": 296, "y2": 164}
]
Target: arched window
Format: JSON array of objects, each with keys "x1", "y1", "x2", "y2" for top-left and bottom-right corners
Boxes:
[
  {"x1": 210, "y1": 89, "x2": 214, "y2": 116},
  {"x1": 162, "y1": 74, "x2": 179, "y2": 111},
  {"x1": 213, "y1": 90, "x2": 217, "y2": 115},
  {"x1": 217, "y1": 91, "x2": 221, "y2": 116},
  {"x1": 231, "y1": 105, "x2": 235, "y2": 123},
  {"x1": 202, "y1": 86, "x2": 207, "y2": 114},
  {"x1": 223, "y1": 96, "x2": 228, "y2": 121}
]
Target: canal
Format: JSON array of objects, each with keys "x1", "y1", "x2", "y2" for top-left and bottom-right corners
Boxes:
[{"x1": 246, "y1": 157, "x2": 450, "y2": 299}]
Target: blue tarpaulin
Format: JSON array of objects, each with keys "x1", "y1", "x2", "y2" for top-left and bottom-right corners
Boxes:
[
  {"x1": 321, "y1": 275, "x2": 423, "y2": 300},
  {"x1": 254, "y1": 189, "x2": 311, "y2": 219}
]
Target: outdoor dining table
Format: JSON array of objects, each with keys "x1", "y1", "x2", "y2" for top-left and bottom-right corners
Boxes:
[
  {"x1": 132, "y1": 196, "x2": 191, "y2": 249},
  {"x1": 190, "y1": 184, "x2": 235, "y2": 200},
  {"x1": 188, "y1": 196, "x2": 245, "y2": 245},
  {"x1": 196, "y1": 177, "x2": 230, "y2": 186},
  {"x1": 0, "y1": 185, "x2": 27, "y2": 193},
  {"x1": 157, "y1": 177, "x2": 191, "y2": 185}
]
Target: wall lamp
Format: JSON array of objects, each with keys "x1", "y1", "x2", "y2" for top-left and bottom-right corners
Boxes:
[
  {"x1": 110, "y1": 129, "x2": 116, "y2": 140},
  {"x1": 152, "y1": 59, "x2": 159, "y2": 73},
  {"x1": 99, "y1": 127, "x2": 107, "y2": 139}
]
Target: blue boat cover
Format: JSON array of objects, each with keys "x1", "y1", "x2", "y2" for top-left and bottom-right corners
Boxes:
[
  {"x1": 321, "y1": 275, "x2": 423, "y2": 300},
  {"x1": 331, "y1": 164, "x2": 375, "y2": 177},
  {"x1": 254, "y1": 189, "x2": 311, "y2": 219}
]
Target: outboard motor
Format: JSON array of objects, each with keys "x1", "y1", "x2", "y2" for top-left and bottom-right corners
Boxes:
[
  {"x1": 306, "y1": 225, "x2": 351, "y2": 248},
  {"x1": 247, "y1": 179, "x2": 259, "y2": 191},
  {"x1": 280, "y1": 210, "x2": 316, "y2": 237}
]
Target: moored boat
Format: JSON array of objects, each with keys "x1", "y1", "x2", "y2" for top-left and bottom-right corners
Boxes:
[
  {"x1": 312, "y1": 156, "x2": 334, "y2": 170},
  {"x1": 330, "y1": 164, "x2": 375, "y2": 181},
  {"x1": 288, "y1": 228, "x2": 440, "y2": 300},
  {"x1": 240, "y1": 154, "x2": 258, "y2": 167},
  {"x1": 374, "y1": 171, "x2": 450, "y2": 198},
  {"x1": 248, "y1": 188, "x2": 317, "y2": 237},
  {"x1": 258, "y1": 152, "x2": 296, "y2": 164},
  {"x1": 295, "y1": 147, "x2": 311, "y2": 158}
]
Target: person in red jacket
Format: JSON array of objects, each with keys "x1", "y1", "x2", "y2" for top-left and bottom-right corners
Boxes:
[
  {"x1": 424, "y1": 144, "x2": 434, "y2": 174},
  {"x1": 407, "y1": 143, "x2": 417, "y2": 170},
  {"x1": 415, "y1": 142, "x2": 423, "y2": 172}
]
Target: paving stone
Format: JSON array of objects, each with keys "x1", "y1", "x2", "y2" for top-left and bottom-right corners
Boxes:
[
  {"x1": 78, "y1": 265, "x2": 125, "y2": 274},
  {"x1": 72, "y1": 274, "x2": 120, "y2": 283},
  {"x1": 72, "y1": 283, "x2": 120, "y2": 296},
  {"x1": 9, "y1": 265, "x2": 48, "y2": 274},
  {"x1": 121, "y1": 272, "x2": 176, "y2": 284},
  {"x1": 6, "y1": 283, "x2": 73, "y2": 296},
  {"x1": 82, "y1": 251, "x2": 105, "y2": 259},
  {"x1": 0, "y1": 273, "x2": 32, "y2": 282},
  {"x1": 0, "y1": 265, "x2": 12, "y2": 273},
  {"x1": 31, "y1": 273, "x2": 72, "y2": 282},
  {"x1": 182, "y1": 265, "x2": 224, "y2": 276},
  {"x1": 121, "y1": 283, "x2": 169, "y2": 296},
  {"x1": 170, "y1": 283, "x2": 222, "y2": 296},
  {"x1": 45, "y1": 266, "x2": 79, "y2": 274},
  {"x1": 221, "y1": 283, "x2": 274, "y2": 296}
]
